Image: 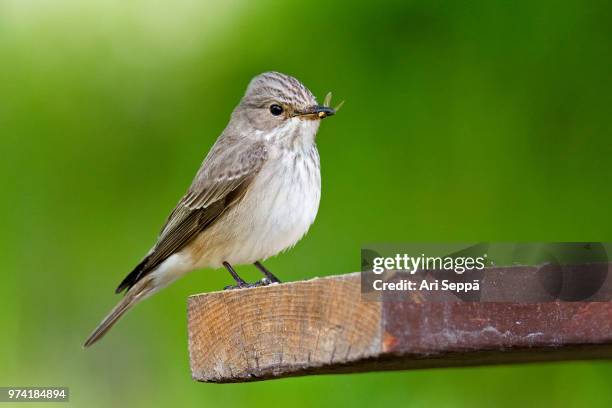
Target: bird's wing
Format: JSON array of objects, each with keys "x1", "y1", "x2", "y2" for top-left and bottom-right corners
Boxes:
[{"x1": 115, "y1": 140, "x2": 268, "y2": 293}]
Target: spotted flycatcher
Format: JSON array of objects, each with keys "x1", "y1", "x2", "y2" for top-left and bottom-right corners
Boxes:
[{"x1": 84, "y1": 72, "x2": 336, "y2": 347}]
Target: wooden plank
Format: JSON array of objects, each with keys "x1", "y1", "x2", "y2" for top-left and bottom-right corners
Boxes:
[{"x1": 187, "y1": 269, "x2": 612, "y2": 383}]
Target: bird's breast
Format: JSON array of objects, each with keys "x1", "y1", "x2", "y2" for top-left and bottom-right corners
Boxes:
[
  {"x1": 192, "y1": 146, "x2": 321, "y2": 267},
  {"x1": 243, "y1": 146, "x2": 321, "y2": 257}
]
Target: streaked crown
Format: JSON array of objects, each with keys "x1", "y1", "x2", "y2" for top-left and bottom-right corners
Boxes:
[{"x1": 243, "y1": 71, "x2": 317, "y2": 109}]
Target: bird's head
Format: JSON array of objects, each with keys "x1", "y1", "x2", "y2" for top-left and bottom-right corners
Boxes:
[{"x1": 231, "y1": 72, "x2": 338, "y2": 149}]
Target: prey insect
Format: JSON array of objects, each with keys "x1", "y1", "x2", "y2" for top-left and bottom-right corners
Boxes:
[{"x1": 319, "y1": 92, "x2": 345, "y2": 118}]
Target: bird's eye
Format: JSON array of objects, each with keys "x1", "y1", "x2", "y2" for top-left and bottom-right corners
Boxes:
[{"x1": 269, "y1": 104, "x2": 284, "y2": 116}]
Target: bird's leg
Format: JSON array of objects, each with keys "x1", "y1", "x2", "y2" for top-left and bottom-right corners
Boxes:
[
  {"x1": 223, "y1": 261, "x2": 245, "y2": 286},
  {"x1": 223, "y1": 261, "x2": 269, "y2": 290},
  {"x1": 254, "y1": 261, "x2": 282, "y2": 283}
]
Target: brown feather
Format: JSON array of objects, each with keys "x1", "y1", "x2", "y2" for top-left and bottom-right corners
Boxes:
[
  {"x1": 115, "y1": 141, "x2": 268, "y2": 294},
  {"x1": 84, "y1": 277, "x2": 154, "y2": 347}
]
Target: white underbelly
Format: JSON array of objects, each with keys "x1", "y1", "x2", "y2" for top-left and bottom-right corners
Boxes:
[{"x1": 192, "y1": 148, "x2": 321, "y2": 268}]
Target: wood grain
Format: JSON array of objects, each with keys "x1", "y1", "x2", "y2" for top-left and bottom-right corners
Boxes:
[{"x1": 188, "y1": 273, "x2": 380, "y2": 382}]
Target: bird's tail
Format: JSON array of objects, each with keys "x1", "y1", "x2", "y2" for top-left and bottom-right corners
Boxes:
[{"x1": 83, "y1": 277, "x2": 155, "y2": 348}]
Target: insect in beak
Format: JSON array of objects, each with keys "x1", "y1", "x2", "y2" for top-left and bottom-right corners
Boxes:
[
  {"x1": 294, "y1": 93, "x2": 344, "y2": 119},
  {"x1": 295, "y1": 105, "x2": 335, "y2": 119},
  {"x1": 322, "y1": 92, "x2": 344, "y2": 118}
]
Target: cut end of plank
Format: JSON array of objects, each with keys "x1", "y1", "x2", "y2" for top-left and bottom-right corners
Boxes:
[{"x1": 188, "y1": 273, "x2": 380, "y2": 382}]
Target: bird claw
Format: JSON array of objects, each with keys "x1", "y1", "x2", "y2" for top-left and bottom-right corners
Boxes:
[{"x1": 223, "y1": 278, "x2": 274, "y2": 290}]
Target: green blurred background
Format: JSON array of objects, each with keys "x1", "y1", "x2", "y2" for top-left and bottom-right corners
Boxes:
[{"x1": 1, "y1": 0, "x2": 612, "y2": 406}]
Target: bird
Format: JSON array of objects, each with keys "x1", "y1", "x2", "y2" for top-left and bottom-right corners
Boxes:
[{"x1": 83, "y1": 71, "x2": 337, "y2": 347}]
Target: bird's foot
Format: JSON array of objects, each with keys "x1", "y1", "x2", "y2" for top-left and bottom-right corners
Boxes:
[
  {"x1": 223, "y1": 278, "x2": 275, "y2": 291},
  {"x1": 267, "y1": 276, "x2": 281, "y2": 284},
  {"x1": 253, "y1": 261, "x2": 282, "y2": 283}
]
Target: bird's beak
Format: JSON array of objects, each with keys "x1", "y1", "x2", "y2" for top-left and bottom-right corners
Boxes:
[{"x1": 295, "y1": 105, "x2": 336, "y2": 120}]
